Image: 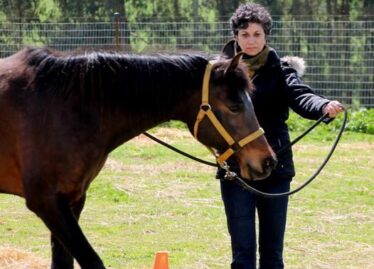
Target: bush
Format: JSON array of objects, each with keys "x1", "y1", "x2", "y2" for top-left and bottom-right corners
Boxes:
[
  {"x1": 345, "y1": 108, "x2": 374, "y2": 134},
  {"x1": 287, "y1": 108, "x2": 374, "y2": 135}
]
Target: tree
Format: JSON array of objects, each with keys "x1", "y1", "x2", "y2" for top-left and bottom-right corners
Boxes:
[
  {"x1": 216, "y1": 0, "x2": 240, "y2": 20},
  {"x1": 0, "y1": 0, "x2": 37, "y2": 21}
]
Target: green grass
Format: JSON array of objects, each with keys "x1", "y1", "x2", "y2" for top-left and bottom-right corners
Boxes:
[{"x1": 0, "y1": 126, "x2": 373, "y2": 268}]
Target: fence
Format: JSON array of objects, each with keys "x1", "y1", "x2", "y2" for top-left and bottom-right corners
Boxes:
[{"x1": 0, "y1": 19, "x2": 373, "y2": 108}]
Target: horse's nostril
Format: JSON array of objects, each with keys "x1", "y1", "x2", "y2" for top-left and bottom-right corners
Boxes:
[{"x1": 262, "y1": 157, "x2": 277, "y2": 171}]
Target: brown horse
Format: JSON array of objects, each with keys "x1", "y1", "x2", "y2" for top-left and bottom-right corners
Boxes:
[{"x1": 0, "y1": 47, "x2": 276, "y2": 268}]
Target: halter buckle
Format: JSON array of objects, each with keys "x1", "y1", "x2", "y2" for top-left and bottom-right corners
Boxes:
[{"x1": 200, "y1": 103, "x2": 211, "y2": 111}]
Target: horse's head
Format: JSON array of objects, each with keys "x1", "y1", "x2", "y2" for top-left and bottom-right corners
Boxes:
[{"x1": 189, "y1": 53, "x2": 277, "y2": 180}]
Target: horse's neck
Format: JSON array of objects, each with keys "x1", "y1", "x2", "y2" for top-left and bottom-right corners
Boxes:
[
  {"x1": 103, "y1": 90, "x2": 199, "y2": 152},
  {"x1": 98, "y1": 57, "x2": 204, "y2": 151}
]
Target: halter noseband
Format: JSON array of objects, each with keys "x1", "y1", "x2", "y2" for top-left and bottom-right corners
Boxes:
[{"x1": 193, "y1": 61, "x2": 264, "y2": 167}]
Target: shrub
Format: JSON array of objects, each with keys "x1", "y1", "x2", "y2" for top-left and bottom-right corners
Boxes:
[
  {"x1": 345, "y1": 108, "x2": 374, "y2": 134},
  {"x1": 287, "y1": 108, "x2": 374, "y2": 135}
]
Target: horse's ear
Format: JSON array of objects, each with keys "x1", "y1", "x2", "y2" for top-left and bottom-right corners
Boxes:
[{"x1": 224, "y1": 52, "x2": 244, "y2": 75}]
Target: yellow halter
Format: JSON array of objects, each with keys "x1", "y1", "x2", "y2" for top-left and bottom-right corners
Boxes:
[{"x1": 193, "y1": 61, "x2": 264, "y2": 167}]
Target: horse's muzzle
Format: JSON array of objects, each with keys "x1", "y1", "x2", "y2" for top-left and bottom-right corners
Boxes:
[
  {"x1": 240, "y1": 154, "x2": 277, "y2": 181},
  {"x1": 252, "y1": 156, "x2": 277, "y2": 180},
  {"x1": 262, "y1": 156, "x2": 278, "y2": 175}
]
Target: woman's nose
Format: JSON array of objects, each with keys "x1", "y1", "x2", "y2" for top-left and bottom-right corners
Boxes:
[{"x1": 247, "y1": 36, "x2": 255, "y2": 44}]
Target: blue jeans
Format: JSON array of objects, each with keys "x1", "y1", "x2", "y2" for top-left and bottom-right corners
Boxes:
[{"x1": 220, "y1": 176, "x2": 290, "y2": 269}]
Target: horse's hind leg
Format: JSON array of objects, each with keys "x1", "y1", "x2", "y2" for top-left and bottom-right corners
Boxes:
[
  {"x1": 51, "y1": 195, "x2": 86, "y2": 269},
  {"x1": 24, "y1": 182, "x2": 105, "y2": 269}
]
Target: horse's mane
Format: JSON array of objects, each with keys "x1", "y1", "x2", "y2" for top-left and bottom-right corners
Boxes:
[{"x1": 23, "y1": 47, "x2": 210, "y2": 112}]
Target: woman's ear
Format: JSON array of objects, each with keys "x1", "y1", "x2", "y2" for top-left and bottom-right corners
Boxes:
[{"x1": 224, "y1": 51, "x2": 244, "y2": 75}]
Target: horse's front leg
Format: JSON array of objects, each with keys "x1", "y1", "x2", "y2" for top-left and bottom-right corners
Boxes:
[
  {"x1": 51, "y1": 195, "x2": 87, "y2": 269},
  {"x1": 24, "y1": 178, "x2": 105, "y2": 269}
]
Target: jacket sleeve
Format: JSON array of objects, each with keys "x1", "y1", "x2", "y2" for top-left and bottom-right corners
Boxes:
[{"x1": 283, "y1": 66, "x2": 330, "y2": 120}]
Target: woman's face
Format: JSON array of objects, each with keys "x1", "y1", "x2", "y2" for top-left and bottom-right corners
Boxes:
[{"x1": 236, "y1": 23, "x2": 266, "y2": 56}]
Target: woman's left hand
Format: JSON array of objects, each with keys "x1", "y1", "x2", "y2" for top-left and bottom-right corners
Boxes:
[{"x1": 323, "y1": 100, "x2": 345, "y2": 118}]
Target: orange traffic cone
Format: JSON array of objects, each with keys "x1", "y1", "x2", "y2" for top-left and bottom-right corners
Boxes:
[{"x1": 153, "y1": 251, "x2": 169, "y2": 269}]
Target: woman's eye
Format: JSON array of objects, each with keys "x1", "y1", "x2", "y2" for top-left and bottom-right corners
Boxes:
[{"x1": 229, "y1": 104, "x2": 244, "y2": 113}]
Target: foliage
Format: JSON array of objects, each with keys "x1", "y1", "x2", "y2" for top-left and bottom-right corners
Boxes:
[
  {"x1": 287, "y1": 109, "x2": 374, "y2": 135},
  {"x1": 345, "y1": 108, "x2": 374, "y2": 134},
  {"x1": 0, "y1": 0, "x2": 372, "y2": 22},
  {"x1": 160, "y1": 120, "x2": 188, "y2": 129}
]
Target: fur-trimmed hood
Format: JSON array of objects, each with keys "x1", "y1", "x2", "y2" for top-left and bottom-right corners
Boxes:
[{"x1": 281, "y1": 56, "x2": 306, "y2": 77}]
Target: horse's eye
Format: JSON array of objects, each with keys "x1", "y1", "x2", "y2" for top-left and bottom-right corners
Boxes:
[{"x1": 229, "y1": 104, "x2": 244, "y2": 113}]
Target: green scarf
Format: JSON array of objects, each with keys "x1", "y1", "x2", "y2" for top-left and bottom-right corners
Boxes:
[{"x1": 242, "y1": 46, "x2": 270, "y2": 78}]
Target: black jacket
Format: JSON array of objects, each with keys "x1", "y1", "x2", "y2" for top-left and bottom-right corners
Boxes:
[{"x1": 217, "y1": 41, "x2": 330, "y2": 180}]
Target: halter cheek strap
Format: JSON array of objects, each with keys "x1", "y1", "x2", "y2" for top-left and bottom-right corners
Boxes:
[{"x1": 193, "y1": 61, "x2": 265, "y2": 167}]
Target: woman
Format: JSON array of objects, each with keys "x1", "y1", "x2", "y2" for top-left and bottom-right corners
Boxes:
[{"x1": 217, "y1": 3, "x2": 344, "y2": 269}]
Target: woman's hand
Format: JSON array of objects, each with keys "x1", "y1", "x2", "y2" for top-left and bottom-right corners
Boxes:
[{"x1": 323, "y1": 100, "x2": 345, "y2": 118}]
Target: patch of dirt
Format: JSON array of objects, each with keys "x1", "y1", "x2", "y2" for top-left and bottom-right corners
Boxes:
[{"x1": 0, "y1": 247, "x2": 49, "y2": 269}]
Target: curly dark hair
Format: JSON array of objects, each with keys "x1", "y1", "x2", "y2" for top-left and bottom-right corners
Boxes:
[{"x1": 230, "y1": 3, "x2": 272, "y2": 37}]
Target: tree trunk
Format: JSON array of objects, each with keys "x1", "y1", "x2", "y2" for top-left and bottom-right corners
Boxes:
[{"x1": 217, "y1": 0, "x2": 238, "y2": 20}]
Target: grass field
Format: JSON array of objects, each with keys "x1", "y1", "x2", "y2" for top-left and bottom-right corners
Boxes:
[{"x1": 0, "y1": 126, "x2": 373, "y2": 269}]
